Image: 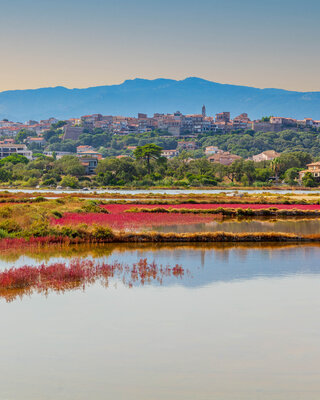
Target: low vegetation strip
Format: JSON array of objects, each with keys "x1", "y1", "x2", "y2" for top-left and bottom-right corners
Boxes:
[
  {"x1": 0, "y1": 258, "x2": 185, "y2": 302},
  {"x1": 2, "y1": 231, "x2": 320, "y2": 251}
]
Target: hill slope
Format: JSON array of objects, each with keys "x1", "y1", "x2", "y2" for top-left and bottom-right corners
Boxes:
[{"x1": 1, "y1": 77, "x2": 320, "y2": 121}]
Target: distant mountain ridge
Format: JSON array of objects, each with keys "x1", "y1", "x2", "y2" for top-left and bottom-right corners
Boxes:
[{"x1": 1, "y1": 77, "x2": 320, "y2": 121}]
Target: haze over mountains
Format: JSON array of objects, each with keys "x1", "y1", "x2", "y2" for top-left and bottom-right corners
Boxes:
[{"x1": 1, "y1": 77, "x2": 320, "y2": 122}]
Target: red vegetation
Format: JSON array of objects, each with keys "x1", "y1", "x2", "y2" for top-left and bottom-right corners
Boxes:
[
  {"x1": 51, "y1": 203, "x2": 320, "y2": 231},
  {"x1": 52, "y1": 212, "x2": 214, "y2": 230},
  {"x1": 100, "y1": 203, "x2": 320, "y2": 212},
  {"x1": 0, "y1": 258, "x2": 185, "y2": 302}
]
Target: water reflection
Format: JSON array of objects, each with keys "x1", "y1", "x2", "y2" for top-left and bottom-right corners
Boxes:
[
  {"x1": 1, "y1": 243, "x2": 320, "y2": 288},
  {"x1": 153, "y1": 217, "x2": 320, "y2": 234},
  {"x1": 1, "y1": 244, "x2": 320, "y2": 399},
  {"x1": 0, "y1": 258, "x2": 187, "y2": 302}
]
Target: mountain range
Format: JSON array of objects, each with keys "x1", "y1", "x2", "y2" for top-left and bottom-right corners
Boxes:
[{"x1": 1, "y1": 77, "x2": 320, "y2": 122}]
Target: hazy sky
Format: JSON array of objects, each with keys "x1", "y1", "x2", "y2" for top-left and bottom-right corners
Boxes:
[{"x1": 1, "y1": 0, "x2": 320, "y2": 92}]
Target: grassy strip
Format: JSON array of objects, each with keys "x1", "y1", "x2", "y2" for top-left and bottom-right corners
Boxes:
[{"x1": 125, "y1": 207, "x2": 320, "y2": 217}]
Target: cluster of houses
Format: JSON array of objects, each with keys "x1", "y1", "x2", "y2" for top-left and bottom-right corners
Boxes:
[
  {"x1": 62, "y1": 109, "x2": 320, "y2": 136},
  {"x1": 1, "y1": 108, "x2": 320, "y2": 140}
]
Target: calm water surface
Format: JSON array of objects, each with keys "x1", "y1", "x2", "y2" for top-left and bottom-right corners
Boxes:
[
  {"x1": 1, "y1": 243, "x2": 320, "y2": 400},
  {"x1": 152, "y1": 218, "x2": 320, "y2": 234},
  {"x1": 2, "y1": 188, "x2": 320, "y2": 195}
]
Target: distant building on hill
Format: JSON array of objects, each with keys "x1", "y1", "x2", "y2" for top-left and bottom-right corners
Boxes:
[
  {"x1": 299, "y1": 162, "x2": 320, "y2": 181},
  {"x1": 27, "y1": 137, "x2": 46, "y2": 147},
  {"x1": 252, "y1": 150, "x2": 280, "y2": 162},
  {"x1": 0, "y1": 144, "x2": 32, "y2": 160},
  {"x1": 79, "y1": 157, "x2": 99, "y2": 174},
  {"x1": 205, "y1": 146, "x2": 220, "y2": 155},
  {"x1": 177, "y1": 141, "x2": 196, "y2": 151},
  {"x1": 207, "y1": 151, "x2": 241, "y2": 165},
  {"x1": 77, "y1": 145, "x2": 94, "y2": 153},
  {"x1": 215, "y1": 112, "x2": 230, "y2": 123},
  {"x1": 161, "y1": 149, "x2": 179, "y2": 159},
  {"x1": 63, "y1": 126, "x2": 84, "y2": 141}
]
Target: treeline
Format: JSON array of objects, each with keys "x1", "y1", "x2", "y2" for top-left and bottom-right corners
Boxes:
[
  {"x1": 16, "y1": 124, "x2": 320, "y2": 160},
  {"x1": 0, "y1": 145, "x2": 315, "y2": 188},
  {"x1": 199, "y1": 129, "x2": 320, "y2": 158}
]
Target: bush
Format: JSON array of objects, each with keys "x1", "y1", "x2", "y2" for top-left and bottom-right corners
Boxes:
[
  {"x1": 42, "y1": 178, "x2": 56, "y2": 186},
  {"x1": 80, "y1": 200, "x2": 109, "y2": 213},
  {"x1": 0, "y1": 206, "x2": 13, "y2": 218},
  {"x1": 0, "y1": 219, "x2": 22, "y2": 233},
  {"x1": 302, "y1": 172, "x2": 317, "y2": 187},
  {"x1": 33, "y1": 196, "x2": 46, "y2": 202},
  {"x1": 0, "y1": 228, "x2": 9, "y2": 238},
  {"x1": 52, "y1": 210, "x2": 63, "y2": 219},
  {"x1": 91, "y1": 225, "x2": 114, "y2": 240},
  {"x1": 61, "y1": 175, "x2": 80, "y2": 188},
  {"x1": 27, "y1": 221, "x2": 55, "y2": 237},
  {"x1": 59, "y1": 224, "x2": 88, "y2": 239}
]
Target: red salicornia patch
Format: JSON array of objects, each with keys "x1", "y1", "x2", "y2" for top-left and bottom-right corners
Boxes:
[
  {"x1": 100, "y1": 203, "x2": 320, "y2": 212},
  {"x1": 51, "y1": 203, "x2": 320, "y2": 231},
  {"x1": 51, "y1": 212, "x2": 215, "y2": 230},
  {"x1": 0, "y1": 258, "x2": 186, "y2": 302}
]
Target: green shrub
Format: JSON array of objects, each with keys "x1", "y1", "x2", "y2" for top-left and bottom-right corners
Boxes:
[
  {"x1": 0, "y1": 219, "x2": 22, "y2": 233},
  {"x1": 52, "y1": 210, "x2": 63, "y2": 219},
  {"x1": 33, "y1": 196, "x2": 46, "y2": 203},
  {"x1": 0, "y1": 228, "x2": 9, "y2": 238},
  {"x1": 0, "y1": 206, "x2": 13, "y2": 218},
  {"x1": 91, "y1": 225, "x2": 114, "y2": 240},
  {"x1": 80, "y1": 200, "x2": 109, "y2": 213}
]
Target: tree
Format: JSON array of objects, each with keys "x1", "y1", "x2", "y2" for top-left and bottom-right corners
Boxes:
[
  {"x1": 96, "y1": 158, "x2": 137, "y2": 185},
  {"x1": 302, "y1": 172, "x2": 317, "y2": 187},
  {"x1": 0, "y1": 154, "x2": 29, "y2": 166},
  {"x1": 134, "y1": 144, "x2": 163, "y2": 174},
  {"x1": 60, "y1": 175, "x2": 79, "y2": 188},
  {"x1": 242, "y1": 160, "x2": 256, "y2": 185},
  {"x1": 51, "y1": 121, "x2": 67, "y2": 129},
  {"x1": 54, "y1": 155, "x2": 85, "y2": 177},
  {"x1": 284, "y1": 168, "x2": 300, "y2": 185},
  {"x1": 261, "y1": 116, "x2": 272, "y2": 122},
  {"x1": 190, "y1": 158, "x2": 212, "y2": 176},
  {"x1": 271, "y1": 158, "x2": 282, "y2": 180},
  {"x1": 16, "y1": 129, "x2": 35, "y2": 143},
  {"x1": 255, "y1": 167, "x2": 272, "y2": 183},
  {"x1": 0, "y1": 168, "x2": 11, "y2": 182}
]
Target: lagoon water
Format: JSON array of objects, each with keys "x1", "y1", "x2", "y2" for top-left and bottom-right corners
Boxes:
[
  {"x1": 152, "y1": 218, "x2": 320, "y2": 235},
  {"x1": 2, "y1": 187, "x2": 320, "y2": 195},
  {"x1": 1, "y1": 243, "x2": 320, "y2": 399}
]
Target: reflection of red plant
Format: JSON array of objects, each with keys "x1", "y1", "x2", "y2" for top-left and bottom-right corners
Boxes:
[{"x1": 0, "y1": 258, "x2": 186, "y2": 302}]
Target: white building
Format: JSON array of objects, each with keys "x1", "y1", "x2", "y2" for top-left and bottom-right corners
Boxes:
[
  {"x1": 252, "y1": 150, "x2": 280, "y2": 162},
  {"x1": 161, "y1": 149, "x2": 179, "y2": 159},
  {"x1": 205, "y1": 146, "x2": 220, "y2": 156},
  {"x1": 0, "y1": 144, "x2": 32, "y2": 160}
]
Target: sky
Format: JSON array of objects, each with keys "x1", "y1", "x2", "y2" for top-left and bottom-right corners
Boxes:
[{"x1": 1, "y1": 0, "x2": 320, "y2": 92}]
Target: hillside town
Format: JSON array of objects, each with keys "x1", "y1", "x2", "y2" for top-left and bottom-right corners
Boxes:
[
  {"x1": 1, "y1": 107, "x2": 319, "y2": 162},
  {"x1": 0, "y1": 106, "x2": 320, "y2": 188}
]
